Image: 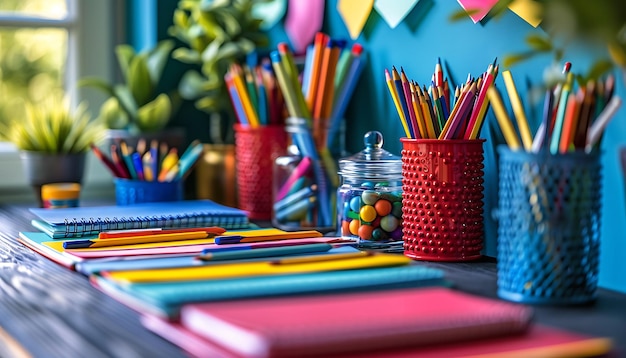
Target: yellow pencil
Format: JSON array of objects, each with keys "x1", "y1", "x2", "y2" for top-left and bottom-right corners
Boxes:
[
  {"x1": 158, "y1": 148, "x2": 178, "y2": 182},
  {"x1": 502, "y1": 70, "x2": 532, "y2": 150},
  {"x1": 487, "y1": 85, "x2": 521, "y2": 150},
  {"x1": 416, "y1": 85, "x2": 436, "y2": 139},
  {"x1": 385, "y1": 69, "x2": 411, "y2": 138}
]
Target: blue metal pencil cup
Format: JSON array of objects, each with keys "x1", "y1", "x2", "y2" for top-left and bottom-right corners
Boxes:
[
  {"x1": 114, "y1": 179, "x2": 183, "y2": 205},
  {"x1": 496, "y1": 146, "x2": 602, "y2": 305}
]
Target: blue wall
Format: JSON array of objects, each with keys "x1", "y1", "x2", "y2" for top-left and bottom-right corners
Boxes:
[
  {"x1": 269, "y1": 0, "x2": 626, "y2": 294},
  {"x1": 150, "y1": 0, "x2": 626, "y2": 294}
]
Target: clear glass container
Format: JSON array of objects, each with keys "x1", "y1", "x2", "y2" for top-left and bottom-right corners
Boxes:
[{"x1": 337, "y1": 131, "x2": 403, "y2": 249}]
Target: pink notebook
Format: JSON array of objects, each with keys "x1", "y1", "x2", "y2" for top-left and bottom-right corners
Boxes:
[
  {"x1": 143, "y1": 314, "x2": 613, "y2": 358},
  {"x1": 178, "y1": 287, "x2": 533, "y2": 357}
]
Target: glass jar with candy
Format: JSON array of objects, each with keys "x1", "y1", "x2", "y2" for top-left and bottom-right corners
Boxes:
[{"x1": 337, "y1": 131, "x2": 403, "y2": 250}]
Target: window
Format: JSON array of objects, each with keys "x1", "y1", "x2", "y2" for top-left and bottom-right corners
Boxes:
[{"x1": 0, "y1": 0, "x2": 122, "y2": 202}]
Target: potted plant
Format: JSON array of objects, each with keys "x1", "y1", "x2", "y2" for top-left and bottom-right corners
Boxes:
[
  {"x1": 168, "y1": 0, "x2": 268, "y2": 205},
  {"x1": 79, "y1": 39, "x2": 184, "y2": 149},
  {"x1": 168, "y1": 0, "x2": 268, "y2": 143},
  {"x1": 1, "y1": 91, "x2": 106, "y2": 204}
]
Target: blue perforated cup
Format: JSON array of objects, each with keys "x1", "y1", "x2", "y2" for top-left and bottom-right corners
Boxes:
[
  {"x1": 114, "y1": 179, "x2": 183, "y2": 205},
  {"x1": 496, "y1": 146, "x2": 602, "y2": 305}
]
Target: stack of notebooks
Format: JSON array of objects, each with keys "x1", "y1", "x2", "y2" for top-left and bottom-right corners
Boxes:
[{"x1": 17, "y1": 200, "x2": 614, "y2": 357}]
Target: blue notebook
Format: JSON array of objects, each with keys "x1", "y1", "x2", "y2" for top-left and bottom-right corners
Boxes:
[
  {"x1": 90, "y1": 265, "x2": 449, "y2": 318},
  {"x1": 30, "y1": 200, "x2": 249, "y2": 238}
]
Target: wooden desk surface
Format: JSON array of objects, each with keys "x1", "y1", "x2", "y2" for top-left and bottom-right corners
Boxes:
[{"x1": 0, "y1": 203, "x2": 624, "y2": 357}]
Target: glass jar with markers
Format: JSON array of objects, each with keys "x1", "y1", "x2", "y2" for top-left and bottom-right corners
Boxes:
[{"x1": 337, "y1": 131, "x2": 403, "y2": 251}]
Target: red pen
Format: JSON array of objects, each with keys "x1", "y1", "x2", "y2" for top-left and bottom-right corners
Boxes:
[{"x1": 98, "y1": 226, "x2": 226, "y2": 239}]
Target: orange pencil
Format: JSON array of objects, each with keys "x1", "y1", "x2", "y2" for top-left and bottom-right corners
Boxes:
[
  {"x1": 306, "y1": 33, "x2": 329, "y2": 112},
  {"x1": 559, "y1": 91, "x2": 582, "y2": 153},
  {"x1": 313, "y1": 40, "x2": 340, "y2": 146}
]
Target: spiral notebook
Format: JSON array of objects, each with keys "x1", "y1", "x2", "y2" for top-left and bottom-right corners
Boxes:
[
  {"x1": 178, "y1": 287, "x2": 534, "y2": 358},
  {"x1": 30, "y1": 200, "x2": 249, "y2": 238}
]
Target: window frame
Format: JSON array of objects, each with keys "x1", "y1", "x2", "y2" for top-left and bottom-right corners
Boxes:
[{"x1": 0, "y1": 0, "x2": 123, "y2": 203}]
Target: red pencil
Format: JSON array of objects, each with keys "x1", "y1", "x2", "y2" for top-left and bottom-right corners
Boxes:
[{"x1": 91, "y1": 144, "x2": 123, "y2": 178}]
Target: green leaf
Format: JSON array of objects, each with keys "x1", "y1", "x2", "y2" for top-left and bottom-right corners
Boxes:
[
  {"x1": 586, "y1": 59, "x2": 614, "y2": 81},
  {"x1": 448, "y1": 8, "x2": 479, "y2": 22},
  {"x1": 98, "y1": 97, "x2": 130, "y2": 129},
  {"x1": 502, "y1": 52, "x2": 537, "y2": 68},
  {"x1": 526, "y1": 34, "x2": 553, "y2": 52},
  {"x1": 136, "y1": 94, "x2": 172, "y2": 132},
  {"x1": 112, "y1": 85, "x2": 139, "y2": 119},
  {"x1": 146, "y1": 40, "x2": 174, "y2": 86},
  {"x1": 128, "y1": 54, "x2": 153, "y2": 107},
  {"x1": 77, "y1": 77, "x2": 115, "y2": 96},
  {"x1": 178, "y1": 70, "x2": 211, "y2": 100},
  {"x1": 215, "y1": 42, "x2": 242, "y2": 61},
  {"x1": 115, "y1": 45, "x2": 136, "y2": 84},
  {"x1": 172, "y1": 48, "x2": 203, "y2": 64},
  {"x1": 201, "y1": 40, "x2": 222, "y2": 63}
]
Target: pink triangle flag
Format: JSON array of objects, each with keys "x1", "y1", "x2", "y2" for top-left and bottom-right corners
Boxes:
[
  {"x1": 285, "y1": 0, "x2": 325, "y2": 54},
  {"x1": 456, "y1": 0, "x2": 499, "y2": 23}
]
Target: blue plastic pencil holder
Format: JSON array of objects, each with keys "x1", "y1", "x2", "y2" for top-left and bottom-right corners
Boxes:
[
  {"x1": 114, "y1": 178, "x2": 183, "y2": 206},
  {"x1": 496, "y1": 146, "x2": 602, "y2": 305}
]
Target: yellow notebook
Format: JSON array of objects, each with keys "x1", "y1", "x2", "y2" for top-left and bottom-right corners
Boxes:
[{"x1": 103, "y1": 252, "x2": 411, "y2": 283}]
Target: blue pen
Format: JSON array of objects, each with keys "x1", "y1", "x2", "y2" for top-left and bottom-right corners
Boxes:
[
  {"x1": 131, "y1": 152, "x2": 144, "y2": 180},
  {"x1": 198, "y1": 243, "x2": 332, "y2": 261}
]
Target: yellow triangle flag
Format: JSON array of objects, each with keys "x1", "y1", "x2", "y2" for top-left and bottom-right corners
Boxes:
[{"x1": 337, "y1": 0, "x2": 374, "y2": 39}]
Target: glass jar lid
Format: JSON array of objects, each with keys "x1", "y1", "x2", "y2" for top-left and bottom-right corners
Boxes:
[{"x1": 338, "y1": 131, "x2": 402, "y2": 179}]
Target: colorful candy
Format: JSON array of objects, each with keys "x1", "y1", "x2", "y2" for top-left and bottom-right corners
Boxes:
[{"x1": 338, "y1": 181, "x2": 403, "y2": 242}]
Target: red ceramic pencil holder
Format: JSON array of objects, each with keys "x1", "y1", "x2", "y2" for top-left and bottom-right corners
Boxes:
[
  {"x1": 400, "y1": 138, "x2": 486, "y2": 261},
  {"x1": 234, "y1": 124, "x2": 287, "y2": 220}
]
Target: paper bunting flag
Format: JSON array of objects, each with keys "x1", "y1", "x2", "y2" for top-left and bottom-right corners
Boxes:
[
  {"x1": 508, "y1": 0, "x2": 542, "y2": 28},
  {"x1": 373, "y1": 0, "x2": 419, "y2": 29},
  {"x1": 252, "y1": 0, "x2": 287, "y2": 30},
  {"x1": 337, "y1": 0, "x2": 374, "y2": 39},
  {"x1": 456, "y1": 0, "x2": 499, "y2": 23},
  {"x1": 285, "y1": 0, "x2": 325, "y2": 54}
]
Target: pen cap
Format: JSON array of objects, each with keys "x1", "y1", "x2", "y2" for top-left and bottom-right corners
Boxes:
[
  {"x1": 337, "y1": 132, "x2": 403, "y2": 247},
  {"x1": 41, "y1": 182, "x2": 81, "y2": 209}
]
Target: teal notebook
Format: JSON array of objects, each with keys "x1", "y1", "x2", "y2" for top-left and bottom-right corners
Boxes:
[
  {"x1": 30, "y1": 200, "x2": 249, "y2": 238},
  {"x1": 90, "y1": 265, "x2": 449, "y2": 318}
]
